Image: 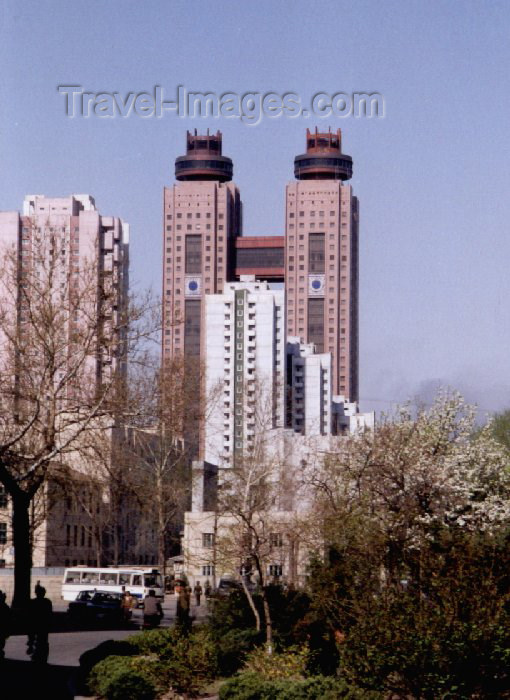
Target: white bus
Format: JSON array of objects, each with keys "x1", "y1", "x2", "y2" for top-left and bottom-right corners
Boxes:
[{"x1": 62, "y1": 566, "x2": 164, "y2": 602}]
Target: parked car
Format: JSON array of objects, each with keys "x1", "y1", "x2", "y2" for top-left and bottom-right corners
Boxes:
[
  {"x1": 217, "y1": 578, "x2": 243, "y2": 596},
  {"x1": 67, "y1": 589, "x2": 125, "y2": 624}
]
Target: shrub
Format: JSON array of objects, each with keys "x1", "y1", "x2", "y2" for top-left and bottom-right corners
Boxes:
[
  {"x1": 208, "y1": 589, "x2": 261, "y2": 635},
  {"x1": 159, "y1": 627, "x2": 217, "y2": 696},
  {"x1": 244, "y1": 644, "x2": 309, "y2": 680},
  {"x1": 219, "y1": 672, "x2": 382, "y2": 700},
  {"x1": 215, "y1": 628, "x2": 262, "y2": 676},
  {"x1": 127, "y1": 626, "x2": 216, "y2": 696},
  {"x1": 88, "y1": 655, "x2": 158, "y2": 700},
  {"x1": 79, "y1": 639, "x2": 139, "y2": 683},
  {"x1": 340, "y1": 593, "x2": 510, "y2": 698},
  {"x1": 127, "y1": 626, "x2": 179, "y2": 657},
  {"x1": 88, "y1": 628, "x2": 217, "y2": 698},
  {"x1": 101, "y1": 670, "x2": 156, "y2": 700}
]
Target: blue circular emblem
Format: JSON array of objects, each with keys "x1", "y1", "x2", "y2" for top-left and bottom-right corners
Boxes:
[
  {"x1": 188, "y1": 280, "x2": 198, "y2": 291},
  {"x1": 311, "y1": 279, "x2": 321, "y2": 290}
]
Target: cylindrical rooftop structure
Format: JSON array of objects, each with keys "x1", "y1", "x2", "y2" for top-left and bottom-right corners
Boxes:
[
  {"x1": 175, "y1": 129, "x2": 233, "y2": 182},
  {"x1": 294, "y1": 127, "x2": 353, "y2": 181}
]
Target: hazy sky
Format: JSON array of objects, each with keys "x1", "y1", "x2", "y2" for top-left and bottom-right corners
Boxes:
[{"x1": 2, "y1": 0, "x2": 509, "y2": 417}]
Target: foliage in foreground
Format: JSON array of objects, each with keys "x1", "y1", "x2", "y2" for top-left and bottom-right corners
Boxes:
[
  {"x1": 243, "y1": 643, "x2": 310, "y2": 679},
  {"x1": 88, "y1": 656, "x2": 159, "y2": 700},
  {"x1": 302, "y1": 393, "x2": 510, "y2": 696},
  {"x1": 207, "y1": 585, "x2": 339, "y2": 676},
  {"x1": 219, "y1": 672, "x2": 381, "y2": 700},
  {"x1": 88, "y1": 627, "x2": 217, "y2": 698},
  {"x1": 328, "y1": 530, "x2": 510, "y2": 697}
]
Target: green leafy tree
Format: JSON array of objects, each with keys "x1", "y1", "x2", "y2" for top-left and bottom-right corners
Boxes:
[{"x1": 490, "y1": 408, "x2": 510, "y2": 454}]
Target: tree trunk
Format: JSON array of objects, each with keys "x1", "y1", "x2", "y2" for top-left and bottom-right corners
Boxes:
[
  {"x1": 12, "y1": 491, "x2": 32, "y2": 610},
  {"x1": 112, "y1": 524, "x2": 120, "y2": 565},
  {"x1": 212, "y1": 513, "x2": 218, "y2": 590},
  {"x1": 156, "y1": 470, "x2": 166, "y2": 575},
  {"x1": 253, "y1": 555, "x2": 273, "y2": 649},
  {"x1": 158, "y1": 527, "x2": 166, "y2": 577},
  {"x1": 261, "y1": 589, "x2": 273, "y2": 651},
  {"x1": 240, "y1": 577, "x2": 261, "y2": 632},
  {"x1": 95, "y1": 528, "x2": 102, "y2": 566}
]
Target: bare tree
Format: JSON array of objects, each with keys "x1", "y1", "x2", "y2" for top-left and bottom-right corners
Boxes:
[
  {"x1": 201, "y1": 378, "x2": 311, "y2": 649},
  {"x1": 0, "y1": 222, "x2": 148, "y2": 607},
  {"x1": 50, "y1": 426, "x2": 141, "y2": 567},
  {"x1": 124, "y1": 354, "x2": 220, "y2": 576}
]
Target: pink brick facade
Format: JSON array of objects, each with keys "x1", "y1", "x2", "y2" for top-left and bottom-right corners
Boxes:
[
  {"x1": 0, "y1": 194, "x2": 129, "y2": 389},
  {"x1": 285, "y1": 180, "x2": 359, "y2": 400}
]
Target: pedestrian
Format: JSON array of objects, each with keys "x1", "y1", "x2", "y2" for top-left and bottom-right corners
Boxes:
[
  {"x1": 176, "y1": 584, "x2": 191, "y2": 633},
  {"x1": 34, "y1": 580, "x2": 43, "y2": 596},
  {"x1": 27, "y1": 585, "x2": 52, "y2": 663},
  {"x1": 142, "y1": 589, "x2": 163, "y2": 630},
  {"x1": 0, "y1": 590, "x2": 12, "y2": 662},
  {"x1": 204, "y1": 580, "x2": 211, "y2": 598},
  {"x1": 193, "y1": 580, "x2": 203, "y2": 606},
  {"x1": 121, "y1": 589, "x2": 135, "y2": 622}
]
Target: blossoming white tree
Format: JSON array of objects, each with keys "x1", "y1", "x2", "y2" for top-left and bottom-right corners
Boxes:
[{"x1": 312, "y1": 391, "x2": 510, "y2": 581}]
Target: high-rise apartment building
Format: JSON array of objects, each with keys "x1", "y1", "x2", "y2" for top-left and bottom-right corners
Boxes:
[
  {"x1": 162, "y1": 131, "x2": 242, "y2": 361},
  {"x1": 285, "y1": 128, "x2": 359, "y2": 401},
  {"x1": 286, "y1": 337, "x2": 333, "y2": 436},
  {"x1": 0, "y1": 194, "x2": 129, "y2": 386},
  {"x1": 203, "y1": 277, "x2": 285, "y2": 467}
]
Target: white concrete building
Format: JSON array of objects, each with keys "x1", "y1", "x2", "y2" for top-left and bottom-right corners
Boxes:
[
  {"x1": 286, "y1": 336, "x2": 374, "y2": 437},
  {"x1": 286, "y1": 337, "x2": 332, "y2": 436},
  {"x1": 204, "y1": 276, "x2": 285, "y2": 467}
]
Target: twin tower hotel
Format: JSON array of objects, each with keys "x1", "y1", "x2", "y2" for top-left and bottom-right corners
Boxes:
[
  {"x1": 163, "y1": 128, "x2": 358, "y2": 402},
  {"x1": 162, "y1": 129, "x2": 371, "y2": 468}
]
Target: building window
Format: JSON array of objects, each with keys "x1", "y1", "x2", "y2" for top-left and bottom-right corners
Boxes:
[
  {"x1": 202, "y1": 565, "x2": 214, "y2": 576},
  {"x1": 308, "y1": 298, "x2": 325, "y2": 353},
  {"x1": 270, "y1": 532, "x2": 283, "y2": 548},
  {"x1": 0, "y1": 487, "x2": 7, "y2": 509},
  {"x1": 268, "y1": 564, "x2": 282, "y2": 577},
  {"x1": 202, "y1": 533, "x2": 215, "y2": 548},
  {"x1": 185, "y1": 234, "x2": 202, "y2": 273}
]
